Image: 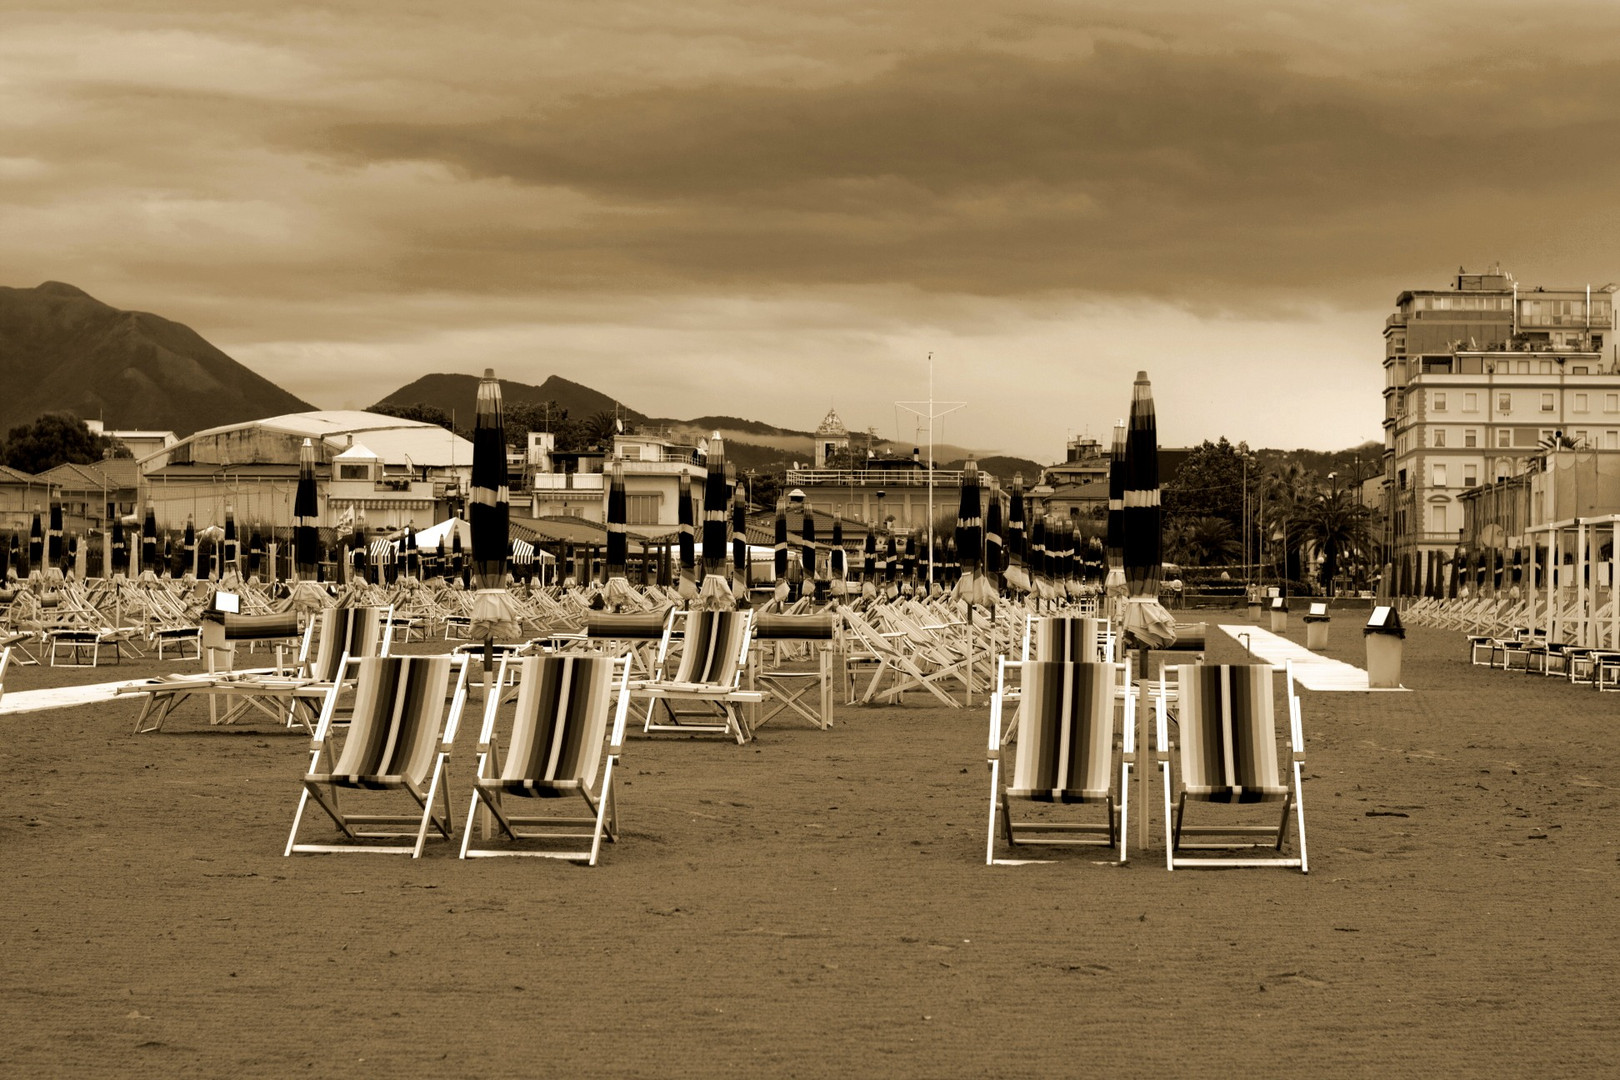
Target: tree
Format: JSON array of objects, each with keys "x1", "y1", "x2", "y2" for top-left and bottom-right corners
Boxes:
[
  {"x1": 371, "y1": 402, "x2": 456, "y2": 433},
  {"x1": 1299, "y1": 489, "x2": 1375, "y2": 595},
  {"x1": 1167, "y1": 515, "x2": 1242, "y2": 568},
  {"x1": 1162, "y1": 438, "x2": 1253, "y2": 533},
  {"x1": 2, "y1": 413, "x2": 114, "y2": 474},
  {"x1": 1259, "y1": 459, "x2": 1312, "y2": 592}
]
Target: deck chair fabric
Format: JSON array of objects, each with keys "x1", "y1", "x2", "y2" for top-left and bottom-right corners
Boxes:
[
  {"x1": 1157, "y1": 662, "x2": 1307, "y2": 872},
  {"x1": 635, "y1": 609, "x2": 761, "y2": 743},
  {"x1": 306, "y1": 605, "x2": 393, "y2": 684},
  {"x1": 1024, "y1": 616, "x2": 1109, "y2": 663},
  {"x1": 462, "y1": 654, "x2": 631, "y2": 863},
  {"x1": 987, "y1": 659, "x2": 1134, "y2": 865},
  {"x1": 285, "y1": 654, "x2": 469, "y2": 857}
]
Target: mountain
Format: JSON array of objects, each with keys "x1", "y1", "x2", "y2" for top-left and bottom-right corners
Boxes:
[
  {"x1": 374, "y1": 373, "x2": 646, "y2": 428},
  {"x1": 0, "y1": 282, "x2": 311, "y2": 436}
]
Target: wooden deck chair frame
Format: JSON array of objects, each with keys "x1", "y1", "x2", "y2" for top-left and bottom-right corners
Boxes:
[
  {"x1": 839, "y1": 607, "x2": 962, "y2": 708},
  {"x1": 121, "y1": 612, "x2": 312, "y2": 733},
  {"x1": 461, "y1": 653, "x2": 632, "y2": 863},
  {"x1": 285, "y1": 654, "x2": 470, "y2": 857},
  {"x1": 1156, "y1": 661, "x2": 1307, "y2": 872},
  {"x1": 637, "y1": 608, "x2": 761, "y2": 744},
  {"x1": 748, "y1": 612, "x2": 836, "y2": 731},
  {"x1": 986, "y1": 657, "x2": 1134, "y2": 865}
]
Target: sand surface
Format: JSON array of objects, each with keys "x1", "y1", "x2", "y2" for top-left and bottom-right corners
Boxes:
[{"x1": 3, "y1": 616, "x2": 1617, "y2": 1077}]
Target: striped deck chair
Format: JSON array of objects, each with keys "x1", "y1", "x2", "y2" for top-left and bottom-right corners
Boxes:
[
  {"x1": 635, "y1": 608, "x2": 762, "y2": 744},
  {"x1": 285, "y1": 654, "x2": 470, "y2": 857},
  {"x1": 986, "y1": 658, "x2": 1134, "y2": 865},
  {"x1": 461, "y1": 654, "x2": 631, "y2": 863},
  {"x1": 747, "y1": 612, "x2": 837, "y2": 731},
  {"x1": 1155, "y1": 662, "x2": 1307, "y2": 872}
]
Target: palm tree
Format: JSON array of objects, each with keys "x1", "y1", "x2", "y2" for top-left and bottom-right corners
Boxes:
[
  {"x1": 1299, "y1": 489, "x2": 1375, "y2": 595},
  {"x1": 583, "y1": 410, "x2": 621, "y2": 449},
  {"x1": 1167, "y1": 516, "x2": 1241, "y2": 568},
  {"x1": 1259, "y1": 460, "x2": 1310, "y2": 591}
]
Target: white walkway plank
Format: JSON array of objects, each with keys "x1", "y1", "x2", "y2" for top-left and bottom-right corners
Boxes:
[
  {"x1": 1215, "y1": 624, "x2": 1409, "y2": 692},
  {"x1": 0, "y1": 680, "x2": 144, "y2": 715}
]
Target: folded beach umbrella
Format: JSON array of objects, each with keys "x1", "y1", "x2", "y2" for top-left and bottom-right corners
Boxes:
[
  {"x1": 401, "y1": 524, "x2": 417, "y2": 580},
  {"x1": 223, "y1": 506, "x2": 238, "y2": 576},
  {"x1": 699, "y1": 434, "x2": 734, "y2": 608},
  {"x1": 902, "y1": 532, "x2": 917, "y2": 588},
  {"x1": 1004, "y1": 474, "x2": 1029, "y2": 594},
  {"x1": 730, "y1": 482, "x2": 749, "y2": 596},
  {"x1": 1105, "y1": 419, "x2": 1127, "y2": 598},
  {"x1": 247, "y1": 529, "x2": 264, "y2": 578},
  {"x1": 182, "y1": 515, "x2": 197, "y2": 578},
  {"x1": 48, "y1": 501, "x2": 63, "y2": 569},
  {"x1": 773, "y1": 496, "x2": 790, "y2": 601},
  {"x1": 142, "y1": 507, "x2": 158, "y2": 575},
  {"x1": 676, "y1": 468, "x2": 698, "y2": 601},
  {"x1": 109, "y1": 506, "x2": 126, "y2": 578},
  {"x1": 862, "y1": 528, "x2": 877, "y2": 599},
  {"x1": 1028, "y1": 514, "x2": 1048, "y2": 600},
  {"x1": 799, "y1": 497, "x2": 818, "y2": 598},
  {"x1": 294, "y1": 437, "x2": 320, "y2": 581},
  {"x1": 984, "y1": 478, "x2": 1004, "y2": 593},
  {"x1": 828, "y1": 517, "x2": 847, "y2": 597},
  {"x1": 467, "y1": 369, "x2": 521, "y2": 644},
  {"x1": 884, "y1": 533, "x2": 899, "y2": 598},
  {"x1": 27, "y1": 508, "x2": 42, "y2": 573},
  {"x1": 451, "y1": 526, "x2": 465, "y2": 586},
  {"x1": 0, "y1": 532, "x2": 10, "y2": 579},
  {"x1": 602, "y1": 456, "x2": 638, "y2": 611},
  {"x1": 1120, "y1": 371, "x2": 1175, "y2": 648}
]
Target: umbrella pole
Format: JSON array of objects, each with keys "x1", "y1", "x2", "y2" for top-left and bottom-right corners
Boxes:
[
  {"x1": 480, "y1": 634, "x2": 495, "y2": 840},
  {"x1": 1137, "y1": 641, "x2": 1150, "y2": 850}
]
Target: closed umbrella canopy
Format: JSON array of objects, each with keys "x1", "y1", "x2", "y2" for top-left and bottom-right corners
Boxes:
[
  {"x1": 601, "y1": 456, "x2": 640, "y2": 611},
  {"x1": 48, "y1": 501, "x2": 63, "y2": 568},
  {"x1": 182, "y1": 515, "x2": 196, "y2": 578},
  {"x1": 773, "y1": 497, "x2": 790, "y2": 581},
  {"x1": 469, "y1": 369, "x2": 510, "y2": 591},
  {"x1": 731, "y1": 483, "x2": 749, "y2": 589},
  {"x1": 28, "y1": 508, "x2": 42, "y2": 572},
  {"x1": 142, "y1": 508, "x2": 158, "y2": 575},
  {"x1": 699, "y1": 435, "x2": 734, "y2": 608},
  {"x1": 676, "y1": 468, "x2": 698, "y2": 600},
  {"x1": 468, "y1": 369, "x2": 521, "y2": 639},
  {"x1": 984, "y1": 479, "x2": 1004, "y2": 583},
  {"x1": 293, "y1": 437, "x2": 320, "y2": 580},
  {"x1": 110, "y1": 506, "x2": 126, "y2": 577},
  {"x1": 223, "y1": 506, "x2": 238, "y2": 574},
  {"x1": 1105, "y1": 419, "x2": 1127, "y2": 595},
  {"x1": 1120, "y1": 371, "x2": 1175, "y2": 647}
]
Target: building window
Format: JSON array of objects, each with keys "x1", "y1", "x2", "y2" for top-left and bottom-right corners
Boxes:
[
  {"x1": 1464, "y1": 465, "x2": 1477, "y2": 487},
  {"x1": 625, "y1": 494, "x2": 660, "y2": 525},
  {"x1": 1576, "y1": 393, "x2": 1589, "y2": 412},
  {"x1": 1498, "y1": 392, "x2": 1512, "y2": 412},
  {"x1": 337, "y1": 464, "x2": 370, "y2": 481},
  {"x1": 1433, "y1": 429, "x2": 1446, "y2": 447},
  {"x1": 1465, "y1": 430, "x2": 1478, "y2": 448},
  {"x1": 1433, "y1": 392, "x2": 1447, "y2": 412},
  {"x1": 1433, "y1": 464, "x2": 1447, "y2": 487},
  {"x1": 1432, "y1": 504, "x2": 1448, "y2": 534},
  {"x1": 1498, "y1": 429, "x2": 1512, "y2": 447},
  {"x1": 1607, "y1": 394, "x2": 1618, "y2": 413},
  {"x1": 1540, "y1": 361, "x2": 1554, "y2": 375},
  {"x1": 1541, "y1": 393, "x2": 1555, "y2": 412},
  {"x1": 1464, "y1": 392, "x2": 1478, "y2": 412},
  {"x1": 1608, "y1": 431, "x2": 1619, "y2": 450}
]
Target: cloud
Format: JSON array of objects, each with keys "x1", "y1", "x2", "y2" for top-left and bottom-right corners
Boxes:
[{"x1": 321, "y1": 41, "x2": 1620, "y2": 302}]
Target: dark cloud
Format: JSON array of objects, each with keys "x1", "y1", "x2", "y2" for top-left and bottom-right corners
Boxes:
[{"x1": 325, "y1": 43, "x2": 1620, "y2": 301}]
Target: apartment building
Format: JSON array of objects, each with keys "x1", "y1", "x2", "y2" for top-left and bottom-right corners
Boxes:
[{"x1": 1384, "y1": 267, "x2": 1619, "y2": 594}]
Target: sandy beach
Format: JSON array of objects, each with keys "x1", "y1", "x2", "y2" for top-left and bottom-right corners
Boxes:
[{"x1": 3, "y1": 615, "x2": 1616, "y2": 1078}]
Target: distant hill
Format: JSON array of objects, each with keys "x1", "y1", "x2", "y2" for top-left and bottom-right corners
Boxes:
[
  {"x1": 374, "y1": 373, "x2": 646, "y2": 428},
  {"x1": 0, "y1": 282, "x2": 312, "y2": 436}
]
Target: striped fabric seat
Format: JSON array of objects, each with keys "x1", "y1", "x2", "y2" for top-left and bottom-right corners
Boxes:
[
  {"x1": 208, "y1": 611, "x2": 302, "y2": 642},
  {"x1": 753, "y1": 613, "x2": 836, "y2": 640},
  {"x1": 670, "y1": 610, "x2": 750, "y2": 687},
  {"x1": 1008, "y1": 661, "x2": 1117, "y2": 803},
  {"x1": 1174, "y1": 664, "x2": 1288, "y2": 803},
  {"x1": 323, "y1": 656, "x2": 454, "y2": 788},
  {"x1": 307, "y1": 606, "x2": 391, "y2": 683},
  {"x1": 486, "y1": 655, "x2": 615, "y2": 796},
  {"x1": 287, "y1": 654, "x2": 470, "y2": 857},
  {"x1": 585, "y1": 611, "x2": 669, "y2": 640},
  {"x1": 1029, "y1": 616, "x2": 1105, "y2": 663}
]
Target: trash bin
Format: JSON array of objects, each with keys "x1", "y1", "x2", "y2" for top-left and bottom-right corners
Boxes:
[
  {"x1": 1304, "y1": 602, "x2": 1330, "y2": 650},
  {"x1": 1364, "y1": 605, "x2": 1405, "y2": 688},
  {"x1": 1269, "y1": 596, "x2": 1289, "y2": 632}
]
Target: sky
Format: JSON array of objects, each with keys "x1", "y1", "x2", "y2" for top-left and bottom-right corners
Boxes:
[{"x1": 7, "y1": 1, "x2": 1620, "y2": 461}]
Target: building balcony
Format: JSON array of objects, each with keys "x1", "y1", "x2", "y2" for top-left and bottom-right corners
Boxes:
[{"x1": 785, "y1": 467, "x2": 975, "y2": 487}]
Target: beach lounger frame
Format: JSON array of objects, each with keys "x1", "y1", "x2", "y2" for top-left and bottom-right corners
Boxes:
[
  {"x1": 1156, "y1": 661, "x2": 1308, "y2": 872},
  {"x1": 635, "y1": 608, "x2": 761, "y2": 744},
  {"x1": 986, "y1": 657, "x2": 1135, "y2": 865},
  {"x1": 285, "y1": 654, "x2": 470, "y2": 857},
  {"x1": 461, "y1": 653, "x2": 631, "y2": 863}
]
